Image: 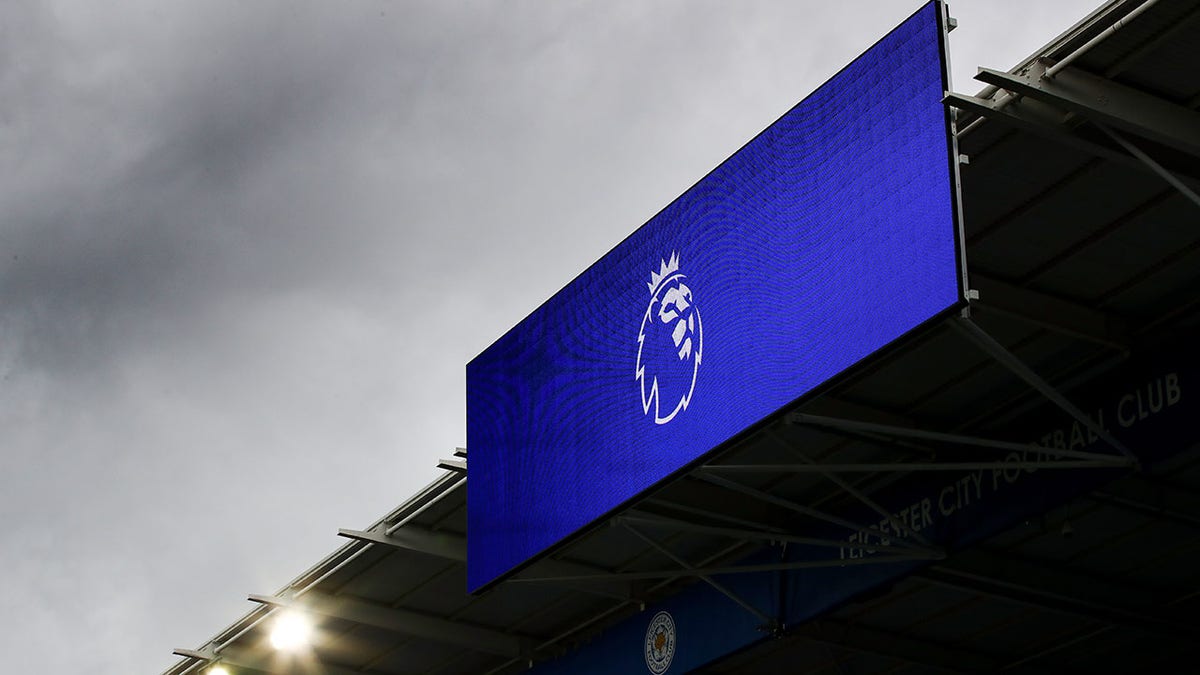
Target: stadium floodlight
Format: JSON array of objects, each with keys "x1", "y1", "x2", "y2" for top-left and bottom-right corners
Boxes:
[{"x1": 268, "y1": 611, "x2": 312, "y2": 651}]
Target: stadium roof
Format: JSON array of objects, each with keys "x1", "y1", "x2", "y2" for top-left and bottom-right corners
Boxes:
[{"x1": 164, "y1": 0, "x2": 1200, "y2": 672}]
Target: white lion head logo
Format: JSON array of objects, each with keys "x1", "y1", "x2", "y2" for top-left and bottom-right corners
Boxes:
[{"x1": 636, "y1": 252, "x2": 702, "y2": 425}]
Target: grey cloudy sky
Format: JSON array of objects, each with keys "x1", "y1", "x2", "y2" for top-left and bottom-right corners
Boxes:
[{"x1": 0, "y1": 1, "x2": 1105, "y2": 672}]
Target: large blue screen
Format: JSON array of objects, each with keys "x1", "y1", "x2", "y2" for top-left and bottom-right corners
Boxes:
[{"x1": 467, "y1": 1, "x2": 962, "y2": 592}]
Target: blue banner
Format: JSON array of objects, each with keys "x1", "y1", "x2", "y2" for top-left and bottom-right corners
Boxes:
[{"x1": 467, "y1": 1, "x2": 962, "y2": 592}]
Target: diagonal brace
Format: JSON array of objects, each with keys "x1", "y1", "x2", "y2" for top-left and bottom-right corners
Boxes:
[
  {"x1": 623, "y1": 523, "x2": 775, "y2": 628},
  {"x1": 507, "y1": 552, "x2": 942, "y2": 584},
  {"x1": 765, "y1": 428, "x2": 932, "y2": 548},
  {"x1": 975, "y1": 63, "x2": 1200, "y2": 159},
  {"x1": 619, "y1": 512, "x2": 862, "y2": 550},
  {"x1": 789, "y1": 412, "x2": 1126, "y2": 463},
  {"x1": 951, "y1": 316, "x2": 1139, "y2": 466},
  {"x1": 695, "y1": 473, "x2": 937, "y2": 554},
  {"x1": 701, "y1": 459, "x2": 1128, "y2": 474},
  {"x1": 1094, "y1": 122, "x2": 1200, "y2": 209}
]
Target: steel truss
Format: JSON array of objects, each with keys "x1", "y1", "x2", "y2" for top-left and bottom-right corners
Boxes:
[
  {"x1": 702, "y1": 315, "x2": 1137, "y2": 475},
  {"x1": 947, "y1": 55, "x2": 1200, "y2": 209},
  {"x1": 508, "y1": 311, "x2": 1145, "y2": 647}
]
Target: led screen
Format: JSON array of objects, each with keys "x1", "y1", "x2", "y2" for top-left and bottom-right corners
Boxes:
[{"x1": 467, "y1": 1, "x2": 962, "y2": 592}]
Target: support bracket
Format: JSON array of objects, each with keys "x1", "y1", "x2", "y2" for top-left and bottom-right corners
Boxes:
[
  {"x1": 975, "y1": 62, "x2": 1200, "y2": 159},
  {"x1": 951, "y1": 316, "x2": 1139, "y2": 467}
]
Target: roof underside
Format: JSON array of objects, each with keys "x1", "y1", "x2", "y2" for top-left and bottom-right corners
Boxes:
[{"x1": 165, "y1": 1, "x2": 1200, "y2": 673}]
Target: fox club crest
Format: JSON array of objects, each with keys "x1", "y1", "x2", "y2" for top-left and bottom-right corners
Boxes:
[
  {"x1": 643, "y1": 611, "x2": 676, "y2": 674},
  {"x1": 636, "y1": 252, "x2": 702, "y2": 425}
]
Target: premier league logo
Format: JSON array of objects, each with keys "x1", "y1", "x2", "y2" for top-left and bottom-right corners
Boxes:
[
  {"x1": 643, "y1": 610, "x2": 677, "y2": 674},
  {"x1": 636, "y1": 252, "x2": 702, "y2": 425}
]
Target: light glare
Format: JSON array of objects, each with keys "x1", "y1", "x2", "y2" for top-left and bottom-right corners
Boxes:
[
  {"x1": 208, "y1": 667, "x2": 230, "y2": 675},
  {"x1": 269, "y1": 611, "x2": 311, "y2": 651}
]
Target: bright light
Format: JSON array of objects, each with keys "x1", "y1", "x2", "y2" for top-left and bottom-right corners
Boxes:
[
  {"x1": 269, "y1": 611, "x2": 312, "y2": 651},
  {"x1": 208, "y1": 667, "x2": 230, "y2": 675}
]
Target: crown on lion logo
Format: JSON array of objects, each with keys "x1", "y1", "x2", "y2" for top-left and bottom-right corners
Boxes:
[{"x1": 646, "y1": 252, "x2": 681, "y2": 294}]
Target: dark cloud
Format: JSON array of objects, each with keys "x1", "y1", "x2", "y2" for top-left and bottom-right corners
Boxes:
[{"x1": 0, "y1": 1, "x2": 1105, "y2": 671}]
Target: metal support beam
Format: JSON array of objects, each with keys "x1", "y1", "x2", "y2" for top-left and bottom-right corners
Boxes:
[
  {"x1": 205, "y1": 607, "x2": 272, "y2": 662},
  {"x1": 162, "y1": 657, "x2": 203, "y2": 675},
  {"x1": 970, "y1": 60, "x2": 1200, "y2": 206},
  {"x1": 951, "y1": 316, "x2": 1139, "y2": 466},
  {"x1": 338, "y1": 525, "x2": 634, "y2": 599},
  {"x1": 794, "y1": 422, "x2": 941, "y2": 463},
  {"x1": 514, "y1": 567, "x2": 634, "y2": 601},
  {"x1": 249, "y1": 591, "x2": 533, "y2": 659},
  {"x1": 506, "y1": 550, "x2": 939, "y2": 584},
  {"x1": 1044, "y1": 0, "x2": 1164, "y2": 78},
  {"x1": 383, "y1": 472, "x2": 464, "y2": 534},
  {"x1": 643, "y1": 497, "x2": 794, "y2": 534},
  {"x1": 764, "y1": 428, "x2": 932, "y2": 548},
  {"x1": 799, "y1": 395, "x2": 917, "y2": 427},
  {"x1": 170, "y1": 648, "x2": 210, "y2": 663},
  {"x1": 619, "y1": 512, "x2": 860, "y2": 550},
  {"x1": 976, "y1": 63, "x2": 1200, "y2": 159},
  {"x1": 1013, "y1": 187, "x2": 1178, "y2": 287},
  {"x1": 486, "y1": 541, "x2": 757, "y2": 675},
  {"x1": 1095, "y1": 122, "x2": 1200, "y2": 209},
  {"x1": 1104, "y1": 1, "x2": 1200, "y2": 79},
  {"x1": 948, "y1": 92, "x2": 1111, "y2": 155},
  {"x1": 945, "y1": 91, "x2": 1200, "y2": 185},
  {"x1": 789, "y1": 412, "x2": 1125, "y2": 463},
  {"x1": 798, "y1": 397, "x2": 938, "y2": 461},
  {"x1": 694, "y1": 473, "x2": 936, "y2": 553},
  {"x1": 701, "y1": 459, "x2": 1128, "y2": 473},
  {"x1": 436, "y1": 458, "x2": 467, "y2": 473},
  {"x1": 623, "y1": 523, "x2": 775, "y2": 628},
  {"x1": 339, "y1": 526, "x2": 466, "y2": 561},
  {"x1": 970, "y1": 273, "x2": 1130, "y2": 350}
]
